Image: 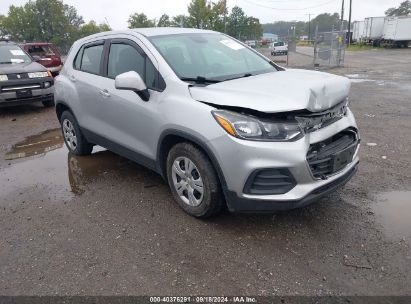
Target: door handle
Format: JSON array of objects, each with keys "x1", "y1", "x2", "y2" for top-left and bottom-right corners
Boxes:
[
  {"x1": 69, "y1": 74, "x2": 76, "y2": 82},
  {"x1": 99, "y1": 89, "x2": 111, "y2": 98}
]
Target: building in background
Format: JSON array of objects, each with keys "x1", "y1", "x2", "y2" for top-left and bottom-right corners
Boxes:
[{"x1": 262, "y1": 33, "x2": 278, "y2": 42}]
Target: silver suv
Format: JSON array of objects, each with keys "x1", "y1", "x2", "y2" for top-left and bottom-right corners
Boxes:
[{"x1": 55, "y1": 28, "x2": 360, "y2": 218}]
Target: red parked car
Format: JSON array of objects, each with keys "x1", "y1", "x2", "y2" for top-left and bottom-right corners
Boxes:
[{"x1": 20, "y1": 42, "x2": 62, "y2": 76}]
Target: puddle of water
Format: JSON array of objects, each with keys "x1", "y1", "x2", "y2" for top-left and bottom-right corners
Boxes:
[
  {"x1": 372, "y1": 191, "x2": 411, "y2": 240},
  {"x1": 1, "y1": 129, "x2": 139, "y2": 201},
  {"x1": 1, "y1": 146, "x2": 74, "y2": 201},
  {"x1": 345, "y1": 74, "x2": 377, "y2": 84},
  {"x1": 350, "y1": 79, "x2": 376, "y2": 83},
  {"x1": 345, "y1": 74, "x2": 361, "y2": 78},
  {"x1": 67, "y1": 149, "x2": 133, "y2": 194},
  {"x1": 5, "y1": 128, "x2": 63, "y2": 160}
]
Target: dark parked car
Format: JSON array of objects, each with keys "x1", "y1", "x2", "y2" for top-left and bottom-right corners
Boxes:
[
  {"x1": 21, "y1": 42, "x2": 62, "y2": 76},
  {"x1": 0, "y1": 41, "x2": 54, "y2": 107}
]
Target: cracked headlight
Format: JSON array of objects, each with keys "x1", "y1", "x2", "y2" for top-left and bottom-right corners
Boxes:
[{"x1": 212, "y1": 110, "x2": 303, "y2": 142}]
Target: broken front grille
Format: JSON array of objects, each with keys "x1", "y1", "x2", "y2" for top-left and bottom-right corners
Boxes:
[
  {"x1": 295, "y1": 100, "x2": 349, "y2": 133},
  {"x1": 307, "y1": 129, "x2": 359, "y2": 179}
]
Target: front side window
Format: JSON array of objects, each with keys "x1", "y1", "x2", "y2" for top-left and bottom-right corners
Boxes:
[
  {"x1": 107, "y1": 42, "x2": 163, "y2": 90},
  {"x1": 79, "y1": 44, "x2": 104, "y2": 74},
  {"x1": 149, "y1": 33, "x2": 277, "y2": 81},
  {"x1": 108, "y1": 43, "x2": 144, "y2": 79},
  {"x1": 0, "y1": 45, "x2": 31, "y2": 64}
]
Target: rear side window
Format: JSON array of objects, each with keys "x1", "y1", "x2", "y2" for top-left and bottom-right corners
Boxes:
[
  {"x1": 81, "y1": 44, "x2": 104, "y2": 74},
  {"x1": 73, "y1": 43, "x2": 104, "y2": 75},
  {"x1": 107, "y1": 42, "x2": 165, "y2": 91}
]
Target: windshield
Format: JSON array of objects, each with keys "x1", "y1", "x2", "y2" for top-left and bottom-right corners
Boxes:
[
  {"x1": 149, "y1": 33, "x2": 276, "y2": 81},
  {"x1": 0, "y1": 45, "x2": 31, "y2": 64}
]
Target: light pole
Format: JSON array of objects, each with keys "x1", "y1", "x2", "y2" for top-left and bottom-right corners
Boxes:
[
  {"x1": 348, "y1": 0, "x2": 353, "y2": 46},
  {"x1": 223, "y1": 0, "x2": 227, "y2": 33},
  {"x1": 305, "y1": 13, "x2": 313, "y2": 43},
  {"x1": 340, "y1": 0, "x2": 345, "y2": 28}
]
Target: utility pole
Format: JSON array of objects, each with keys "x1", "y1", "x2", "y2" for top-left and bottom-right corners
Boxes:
[
  {"x1": 305, "y1": 13, "x2": 313, "y2": 42},
  {"x1": 340, "y1": 0, "x2": 345, "y2": 27},
  {"x1": 223, "y1": 0, "x2": 227, "y2": 33},
  {"x1": 348, "y1": 0, "x2": 353, "y2": 46}
]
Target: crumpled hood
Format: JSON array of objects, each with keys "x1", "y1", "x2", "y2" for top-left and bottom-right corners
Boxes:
[
  {"x1": 0, "y1": 62, "x2": 46, "y2": 74},
  {"x1": 189, "y1": 69, "x2": 351, "y2": 113}
]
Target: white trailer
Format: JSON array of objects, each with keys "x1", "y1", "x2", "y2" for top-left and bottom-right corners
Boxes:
[
  {"x1": 364, "y1": 17, "x2": 385, "y2": 43},
  {"x1": 352, "y1": 20, "x2": 365, "y2": 42},
  {"x1": 382, "y1": 16, "x2": 411, "y2": 47}
]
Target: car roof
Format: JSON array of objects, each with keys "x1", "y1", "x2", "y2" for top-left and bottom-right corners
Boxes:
[
  {"x1": 132, "y1": 27, "x2": 216, "y2": 37},
  {"x1": 136, "y1": 27, "x2": 216, "y2": 37},
  {"x1": 80, "y1": 27, "x2": 218, "y2": 41}
]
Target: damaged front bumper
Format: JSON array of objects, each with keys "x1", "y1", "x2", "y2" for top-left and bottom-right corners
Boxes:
[
  {"x1": 209, "y1": 109, "x2": 360, "y2": 212},
  {"x1": 224, "y1": 163, "x2": 358, "y2": 212}
]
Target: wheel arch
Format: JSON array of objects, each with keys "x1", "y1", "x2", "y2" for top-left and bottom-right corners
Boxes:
[
  {"x1": 55, "y1": 101, "x2": 73, "y2": 122},
  {"x1": 156, "y1": 129, "x2": 228, "y2": 191}
]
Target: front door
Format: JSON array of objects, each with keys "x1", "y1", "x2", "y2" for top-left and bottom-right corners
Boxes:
[{"x1": 96, "y1": 38, "x2": 165, "y2": 161}]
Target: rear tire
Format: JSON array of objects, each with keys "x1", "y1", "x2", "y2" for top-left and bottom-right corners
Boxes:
[
  {"x1": 42, "y1": 100, "x2": 55, "y2": 107},
  {"x1": 60, "y1": 111, "x2": 93, "y2": 156},
  {"x1": 166, "y1": 143, "x2": 223, "y2": 218}
]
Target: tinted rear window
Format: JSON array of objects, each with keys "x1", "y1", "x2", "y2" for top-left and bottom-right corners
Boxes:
[{"x1": 74, "y1": 44, "x2": 104, "y2": 75}]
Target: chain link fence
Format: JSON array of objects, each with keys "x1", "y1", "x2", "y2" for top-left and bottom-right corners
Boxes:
[
  {"x1": 313, "y1": 29, "x2": 346, "y2": 68},
  {"x1": 266, "y1": 27, "x2": 347, "y2": 70}
]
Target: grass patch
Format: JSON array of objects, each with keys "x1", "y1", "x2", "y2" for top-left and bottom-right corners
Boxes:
[
  {"x1": 297, "y1": 41, "x2": 313, "y2": 46},
  {"x1": 346, "y1": 44, "x2": 382, "y2": 51}
]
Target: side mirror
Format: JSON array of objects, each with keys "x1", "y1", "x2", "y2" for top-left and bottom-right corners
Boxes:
[{"x1": 115, "y1": 71, "x2": 150, "y2": 101}]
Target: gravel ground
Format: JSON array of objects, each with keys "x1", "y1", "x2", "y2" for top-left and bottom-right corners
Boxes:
[{"x1": 0, "y1": 48, "x2": 410, "y2": 296}]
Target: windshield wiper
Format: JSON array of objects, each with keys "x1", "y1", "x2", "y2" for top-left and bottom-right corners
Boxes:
[
  {"x1": 223, "y1": 73, "x2": 253, "y2": 82},
  {"x1": 180, "y1": 76, "x2": 221, "y2": 84},
  {"x1": 0, "y1": 61, "x2": 14, "y2": 64}
]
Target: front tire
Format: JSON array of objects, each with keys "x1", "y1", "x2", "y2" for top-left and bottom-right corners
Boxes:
[
  {"x1": 60, "y1": 111, "x2": 93, "y2": 156},
  {"x1": 166, "y1": 143, "x2": 223, "y2": 218}
]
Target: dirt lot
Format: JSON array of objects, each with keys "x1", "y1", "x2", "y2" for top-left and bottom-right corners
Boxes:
[{"x1": 0, "y1": 49, "x2": 410, "y2": 296}]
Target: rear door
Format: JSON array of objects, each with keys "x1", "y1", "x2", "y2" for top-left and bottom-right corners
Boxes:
[{"x1": 69, "y1": 40, "x2": 107, "y2": 135}]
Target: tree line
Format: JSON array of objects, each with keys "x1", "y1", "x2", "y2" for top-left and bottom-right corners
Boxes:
[
  {"x1": 385, "y1": 0, "x2": 411, "y2": 16},
  {"x1": 0, "y1": 0, "x2": 262, "y2": 53},
  {"x1": 127, "y1": 0, "x2": 262, "y2": 41},
  {"x1": 1, "y1": 0, "x2": 408, "y2": 53},
  {"x1": 263, "y1": 13, "x2": 348, "y2": 39},
  {"x1": 0, "y1": 0, "x2": 110, "y2": 53},
  {"x1": 264, "y1": 1, "x2": 411, "y2": 40}
]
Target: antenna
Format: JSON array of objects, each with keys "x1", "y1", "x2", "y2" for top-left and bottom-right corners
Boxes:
[{"x1": 104, "y1": 17, "x2": 111, "y2": 29}]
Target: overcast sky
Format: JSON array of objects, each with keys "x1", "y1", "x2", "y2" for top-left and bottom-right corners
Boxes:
[{"x1": 0, "y1": 0, "x2": 403, "y2": 30}]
